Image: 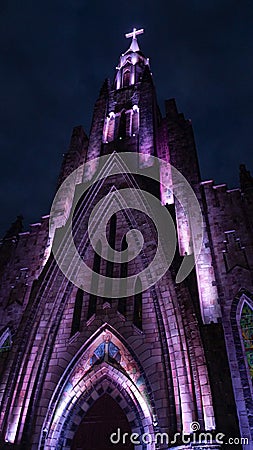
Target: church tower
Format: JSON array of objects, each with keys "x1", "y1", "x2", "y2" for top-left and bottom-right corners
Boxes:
[{"x1": 0, "y1": 29, "x2": 252, "y2": 450}]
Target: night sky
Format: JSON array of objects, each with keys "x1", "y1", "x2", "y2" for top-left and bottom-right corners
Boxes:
[{"x1": 1, "y1": 0, "x2": 253, "y2": 236}]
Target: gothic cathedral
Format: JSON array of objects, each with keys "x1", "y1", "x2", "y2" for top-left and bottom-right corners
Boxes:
[{"x1": 0, "y1": 29, "x2": 252, "y2": 450}]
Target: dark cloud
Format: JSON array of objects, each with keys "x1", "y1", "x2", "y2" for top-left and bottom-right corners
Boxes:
[{"x1": 1, "y1": 0, "x2": 253, "y2": 235}]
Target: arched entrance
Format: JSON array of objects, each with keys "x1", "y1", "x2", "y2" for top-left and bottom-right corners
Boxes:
[
  {"x1": 70, "y1": 394, "x2": 133, "y2": 450},
  {"x1": 229, "y1": 289, "x2": 253, "y2": 444},
  {"x1": 41, "y1": 327, "x2": 156, "y2": 450}
]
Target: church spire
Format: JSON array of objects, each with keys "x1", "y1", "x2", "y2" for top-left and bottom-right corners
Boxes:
[
  {"x1": 114, "y1": 27, "x2": 150, "y2": 89},
  {"x1": 125, "y1": 27, "x2": 144, "y2": 53}
]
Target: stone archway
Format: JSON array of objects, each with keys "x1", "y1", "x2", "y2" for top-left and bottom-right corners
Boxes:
[
  {"x1": 70, "y1": 393, "x2": 133, "y2": 450},
  {"x1": 42, "y1": 364, "x2": 154, "y2": 450},
  {"x1": 40, "y1": 327, "x2": 156, "y2": 450}
]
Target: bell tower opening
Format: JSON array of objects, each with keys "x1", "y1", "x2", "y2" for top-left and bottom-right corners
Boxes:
[
  {"x1": 123, "y1": 69, "x2": 130, "y2": 87},
  {"x1": 70, "y1": 393, "x2": 134, "y2": 450}
]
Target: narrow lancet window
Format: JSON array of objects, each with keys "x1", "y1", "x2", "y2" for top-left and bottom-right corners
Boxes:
[
  {"x1": 87, "y1": 241, "x2": 102, "y2": 319},
  {"x1": 123, "y1": 69, "x2": 130, "y2": 87},
  {"x1": 240, "y1": 302, "x2": 253, "y2": 382},
  {"x1": 104, "y1": 214, "x2": 117, "y2": 302},
  {"x1": 118, "y1": 234, "x2": 128, "y2": 315},
  {"x1": 118, "y1": 111, "x2": 126, "y2": 139},
  {"x1": 133, "y1": 278, "x2": 142, "y2": 330},
  {"x1": 71, "y1": 288, "x2": 83, "y2": 336},
  {"x1": 126, "y1": 111, "x2": 132, "y2": 137}
]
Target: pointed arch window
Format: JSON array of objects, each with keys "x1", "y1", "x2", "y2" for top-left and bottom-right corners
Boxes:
[
  {"x1": 113, "y1": 113, "x2": 120, "y2": 139},
  {"x1": 123, "y1": 69, "x2": 130, "y2": 87},
  {"x1": 0, "y1": 327, "x2": 12, "y2": 353},
  {"x1": 240, "y1": 302, "x2": 253, "y2": 381},
  {"x1": 118, "y1": 110, "x2": 126, "y2": 139},
  {"x1": 118, "y1": 234, "x2": 128, "y2": 316},
  {"x1": 133, "y1": 278, "x2": 142, "y2": 330},
  {"x1": 71, "y1": 288, "x2": 83, "y2": 336},
  {"x1": 87, "y1": 240, "x2": 102, "y2": 319},
  {"x1": 104, "y1": 214, "x2": 117, "y2": 302},
  {"x1": 125, "y1": 111, "x2": 132, "y2": 137}
]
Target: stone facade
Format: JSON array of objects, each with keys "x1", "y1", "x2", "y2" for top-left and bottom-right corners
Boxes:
[{"x1": 0, "y1": 31, "x2": 252, "y2": 450}]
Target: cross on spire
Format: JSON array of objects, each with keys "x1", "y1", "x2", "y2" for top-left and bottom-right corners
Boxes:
[{"x1": 125, "y1": 27, "x2": 144, "y2": 40}]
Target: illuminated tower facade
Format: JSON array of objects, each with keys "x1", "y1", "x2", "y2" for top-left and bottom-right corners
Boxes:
[{"x1": 0, "y1": 29, "x2": 252, "y2": 450}]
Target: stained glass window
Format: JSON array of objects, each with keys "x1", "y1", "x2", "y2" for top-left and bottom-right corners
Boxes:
[
  {"x1": 240, "y1": 302, "x2": 253, "y2": 381},
  {"x1": 0, "y1": 328, "x2": 12, "y2": 353},
  {"x1": 90, "y1": 341, "x2": 121, "y2": 366}
]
